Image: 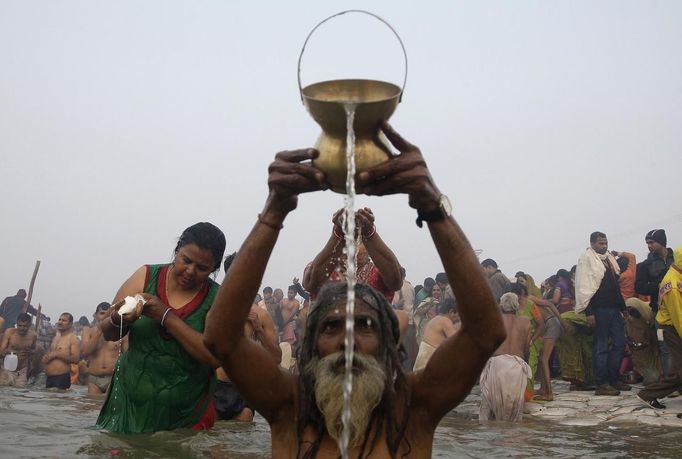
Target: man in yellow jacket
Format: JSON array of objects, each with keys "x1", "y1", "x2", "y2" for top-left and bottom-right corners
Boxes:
[{"x1": 637, "y1": 245, "x2": 682, "y2": 409}]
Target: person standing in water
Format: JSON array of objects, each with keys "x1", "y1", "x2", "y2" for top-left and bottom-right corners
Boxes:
[
  {"x1": 204, "y1": 123, "x2": 506, "y2": 457},
  {"x1": 0, "y1": 313, "x2": 37, "y2": 388},
  {"x1": 413, "y1": 298, "x2": 460, "y2": 371},
  {"x1": 479, "y1": 292, "x2": 532, "y2": 422},
  {"x1": 96, "y1": 222, "x2": 225, "y2": 433},
  {"x1": 80, "y1": 302, "x2": 121, "y2": 395},
  {"x1": 42, "y1": 313, "x2": 80, "y2": 390}
]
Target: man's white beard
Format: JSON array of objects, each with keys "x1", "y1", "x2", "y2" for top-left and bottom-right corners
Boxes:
[{"x1": 306, "y1": 352, "x2": 386, "y2": 448}]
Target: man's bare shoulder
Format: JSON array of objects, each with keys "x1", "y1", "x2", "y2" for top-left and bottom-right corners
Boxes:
[
  {"x1": 427, "y1": 315, "x2": 448, "y2": 329},
  {"x1": 516, "y1": 316, "x2": 531, "y2": 330}
]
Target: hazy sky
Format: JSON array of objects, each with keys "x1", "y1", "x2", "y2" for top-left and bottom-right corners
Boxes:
[{"x1": 1, "y1": 1, "x2": 680, "y2": 321}]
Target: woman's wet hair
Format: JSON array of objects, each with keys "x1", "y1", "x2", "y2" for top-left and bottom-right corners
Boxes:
[
  {"x1": 174, "y1": 222, "x2": 226, "y2": 272},
  {"x1": 296, "y1": 282, "x2": 410, "y2": 458}
]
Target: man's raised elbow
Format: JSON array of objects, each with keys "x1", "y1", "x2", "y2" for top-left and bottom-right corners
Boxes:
[
  {"x1": 477, "y1": 325, "x2": 506, "y2": 357},
  {"x1": 384, "y1": 269, "x2": 403, "y2": 292}
]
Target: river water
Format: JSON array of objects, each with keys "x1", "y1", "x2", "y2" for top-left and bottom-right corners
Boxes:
[{"x1": 1, "y1": 385, "x2": 680, "y2": 458}]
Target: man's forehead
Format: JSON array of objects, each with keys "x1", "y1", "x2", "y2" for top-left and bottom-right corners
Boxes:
[{"x1": 320, "y1": 298, "x2": 377, "y2": 319}]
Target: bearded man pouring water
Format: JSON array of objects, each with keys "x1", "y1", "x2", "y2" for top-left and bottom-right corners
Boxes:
[{"x1": 204, "y1": 123, "x2": 506, "y2": 458}]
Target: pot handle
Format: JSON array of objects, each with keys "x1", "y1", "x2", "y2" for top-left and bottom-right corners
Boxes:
[{"x1": 297, "y1": 9, "x2": 408, "y2": 104}]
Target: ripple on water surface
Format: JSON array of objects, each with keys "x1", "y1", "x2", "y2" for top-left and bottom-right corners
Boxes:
[{"x1": 0, "y1": 386, "x2": 680, "y2": 458}]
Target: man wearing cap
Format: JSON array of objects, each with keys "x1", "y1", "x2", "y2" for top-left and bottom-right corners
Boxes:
[
  {"x1": 637, "y1": 245, "x2": 682, "y2": 409},
  {"x1": 636, "y1": 229, "x2": 674, "y2": 314},
  {"x1": 636, "y1": 229, "x2": 674, "y2": 375}
]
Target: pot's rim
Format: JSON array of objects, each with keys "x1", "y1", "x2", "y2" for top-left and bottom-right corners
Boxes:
[{"x1": 302, "y1": 78, "x2": 402, "y2": 104}]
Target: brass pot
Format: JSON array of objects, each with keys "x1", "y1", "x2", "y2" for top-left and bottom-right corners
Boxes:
[
  {"x1": 301, "y1": 79, "x2": 401, "y2": 193},
  {"x1": 298, "y1": 10, "x2": 407, "y2": 193}
]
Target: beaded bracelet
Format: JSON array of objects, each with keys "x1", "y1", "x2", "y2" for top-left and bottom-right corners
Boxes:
[
  {"x1": 109, "y1": 316, "x2": 123, "y2": 328},
  {"x1": 363, "y1": 225, "x2": 377, "y2": 240},
  {"x1": 258, "y1": 214, "x2": 284, "y2": 230},
  {"x1": 109, "y1": 311, "x2": 128, "y2": 328},
  {"x1": 160, "y1": 308, "x2": 172, "y2": 329}
]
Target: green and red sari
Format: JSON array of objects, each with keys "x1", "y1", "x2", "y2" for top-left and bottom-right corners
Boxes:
[{"x1": 96, "y1": 264, "x2": 218, "y2": 433}]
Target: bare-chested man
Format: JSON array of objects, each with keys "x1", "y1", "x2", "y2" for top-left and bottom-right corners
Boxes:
[
  {"x1": 204, "y1": 123, "x2": 506, "y2": 457},
  {"x1": 42, "y1": 312, "x2": 80, "y2": 390},
  {"x1": 215, "y1": 254, "x2": 282, "y2": 422},
  {"x1": 280, "y1": 286, "x2": 300, "y2": 346},
  {"x1": 413, "y1": 298, "x2": 461, "y2": 371},
  {"x1": 81, "y1": 302, "x2": 121, "y2": 394},
  {"x1": 0, "y1": 313, "x2": 37, "y2": 387},
  {"x1": 479, "y1": 292, "x2": 532, "y2": 422}
]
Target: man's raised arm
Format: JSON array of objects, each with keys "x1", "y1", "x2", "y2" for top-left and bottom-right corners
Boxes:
[
  {"x1": 357, "y1": 123, "x2": 506, "y2": 426},
  {"x1": 204, "y1": 148, "x2": 327, "y2": 423}
]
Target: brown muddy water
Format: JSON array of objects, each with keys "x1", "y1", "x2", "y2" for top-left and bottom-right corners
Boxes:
[{"x1": 0, "y1": 385, "x2": 680, "y2": 458}]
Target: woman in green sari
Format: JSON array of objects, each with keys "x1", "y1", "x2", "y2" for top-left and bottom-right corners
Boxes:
[{"x1": 97, "y1": 222, "x2": 225, "y2": 434}]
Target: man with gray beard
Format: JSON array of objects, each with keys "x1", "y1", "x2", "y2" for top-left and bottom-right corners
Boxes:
[
  {"x1": 305, "y1": 340, "x2": 387, "y2": 446},
  {"x1": 204, "y1": 124, "x2": 506, "y2": 458}
]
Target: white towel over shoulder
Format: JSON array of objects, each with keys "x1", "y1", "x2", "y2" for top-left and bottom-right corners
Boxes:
[{"x1": 574, "y1": 248, "x2": 620, "y2": 313}]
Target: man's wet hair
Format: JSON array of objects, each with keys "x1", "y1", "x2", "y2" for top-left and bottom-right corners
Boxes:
[
  {"x1": 223, "y1": 252, "x2": 237, "y2": 273},
  {"x1": 438, "y1": 298, "x2": 458, "y2": 315},
  {"x1": 590, "y1": 231, "x2": 607, "y2": 243},
  {"x1": 288, "y1": 285, "x2": 297, "y2": 292},
  {"x1": 263, "y1": 286, "x2": 273, "y2": 294},
  {"x1": 510, "y1": 282, "x2": 528, "y2": 297},
  {"x1": 296, "y1": 281, "x2": 409, "y2": 458},
  {"x1": 481, "y1": 259, "x2": 498, "y2": 269},
  {"x1": 435, "y1": 272, "x2": 448, "y2": 285},
  {"x1": 61, "y1": 312, "x2": 74, "y2": 323},
  {"x1": 96, "y1": 302, "x2": 111, "y2": 312},
  {"x1": 78, "y1": 316, "x2": 90, "y2": 326},
  {"x1": 174, "y1": 222, "x2": 226, "y2": 272},
  {"x1": 16, "y1": 313, "x2": 32, "y2": 324},
  {"x1": 17, "y1": 289, "x2": 27, "y2": 298}
]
